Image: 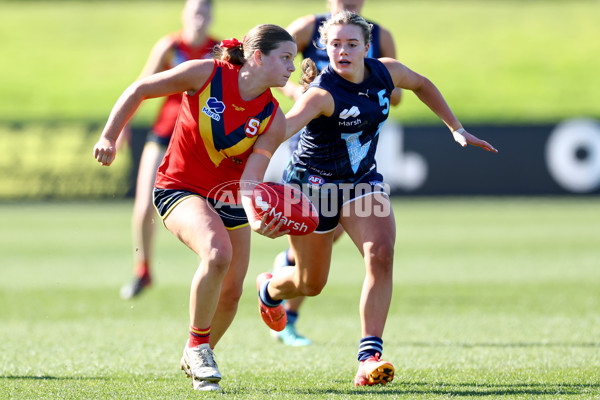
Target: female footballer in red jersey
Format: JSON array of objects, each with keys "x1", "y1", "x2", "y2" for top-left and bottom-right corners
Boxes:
[
  {"x1": 94, "y1": 24, "x2": 297, "y2": 391},
  {"x1": 119, "y1": 0, "x2": 220, "y2": 300}
]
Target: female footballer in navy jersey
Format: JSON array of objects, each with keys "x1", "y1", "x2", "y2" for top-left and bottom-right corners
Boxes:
[
  {"x1": 271, "y1": 0, "x2": 402, "y2": 348},
  {"x1": 256, "y1": 11, "x2": 498, "y2": 387}
]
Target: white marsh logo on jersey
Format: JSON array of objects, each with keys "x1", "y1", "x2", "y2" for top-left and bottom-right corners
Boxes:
[
  {"x1": 340, "y1": 106, "x2": 360, "y2": 120},
  {"x1": 339, "y1": 106, "x2": 361, "y2": 128}
]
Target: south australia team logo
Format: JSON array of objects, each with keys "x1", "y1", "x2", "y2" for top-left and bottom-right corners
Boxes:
[
  {"x1": 245, "y1": 117, "x2": 261, "y2": 138},
  {"x1": 202, "y1": 97, "x2": 226, "y2": 121}
]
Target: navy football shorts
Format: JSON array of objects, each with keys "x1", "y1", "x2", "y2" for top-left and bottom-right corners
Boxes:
[
  {"x1": 282, "y1": 163, "x2": 390, "y2": 233},
  {"x1": 146, "y1": 131, "x2": 171, "y2": 148},
  {"x1": 153, "y1": 188, "x2": 248, "y2": 230}
]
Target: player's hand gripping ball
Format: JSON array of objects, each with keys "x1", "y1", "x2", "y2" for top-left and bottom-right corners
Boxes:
[{"x1": 252, "y1": 182, "x2": 318, "y2": 235}]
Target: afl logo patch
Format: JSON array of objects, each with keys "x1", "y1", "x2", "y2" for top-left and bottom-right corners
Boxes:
[{"x1": 308, "y1": 175, "x2": 325, "y2": 185}]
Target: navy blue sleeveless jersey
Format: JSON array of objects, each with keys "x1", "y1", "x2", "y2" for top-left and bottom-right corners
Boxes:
[
  {"x1": 303, "y1": 13, "x2": 383, "y2": 73},
  {"x1": 292, "y1": 58, "x2": 394, "y2": 180}
]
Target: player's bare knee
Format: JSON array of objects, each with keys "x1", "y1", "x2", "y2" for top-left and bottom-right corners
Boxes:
[
  {"x1": 300, "y1": 280, "x2": 326, "y2": 297},
  {"x1": 219, "y1": 285, "x2": 243, "y2": 310},
  {"x1": 204, "y1": 245, "x2": 233, "y2": 274},
  {"x1": 364, "y1": 241, "x2": 394, "y2": 271}
]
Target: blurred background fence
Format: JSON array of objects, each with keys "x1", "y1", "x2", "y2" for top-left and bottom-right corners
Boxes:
[
  {"x1": 266, "y1": 119, "x2": 600, "y2": 196},
  {"x1": 3, "y1": 118, "x2": 599, "y2": 200}
]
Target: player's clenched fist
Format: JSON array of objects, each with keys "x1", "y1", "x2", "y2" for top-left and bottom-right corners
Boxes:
[{"x1": 93, "y1": 137, "x2": 116, "y2": 166}]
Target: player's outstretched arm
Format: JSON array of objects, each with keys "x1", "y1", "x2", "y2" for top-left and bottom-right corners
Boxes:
[
  {"x1": 451, "y1": 128, "x2": 498, "y2": 153},
  {"x1": 93, "y1": 60, "x2": 215, "y2": 166},
  {"x1": 284, "y1": 87, "x2": 333, "y2": 140},
  {"x1": 380, "y1": 57, "x2": 497, "y2": 154}
]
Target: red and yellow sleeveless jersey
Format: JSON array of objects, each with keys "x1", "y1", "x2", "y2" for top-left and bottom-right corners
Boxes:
[
  {"x1": 152, "y1": 32, "x2": 219, "y2": 137},
  {"x1": 155, "y1": 59, "x2": 279, "y2": 201}
]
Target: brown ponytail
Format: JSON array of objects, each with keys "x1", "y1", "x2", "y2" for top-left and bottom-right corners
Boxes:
[
  {"x1": 213, "y1": 24, "x2": 294, "y2": 67},
  {"x1": 213, "y1": 40, "x2": 245, "y2": 65},
  {"x1": 300, "y1": 58, "x2": 319, "y2": 90}
]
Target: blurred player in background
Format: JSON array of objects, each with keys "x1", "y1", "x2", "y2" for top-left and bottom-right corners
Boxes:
[
  {"x1": 94, "y1": 24, "x2": 297, "y2": 391},
  {"x1": 256, "y1": 11, "x2": 497, "y2": 386},
  {"x1": 271, "y1": 0, "x2": 402, "y2": 346},
  {"x1": 119, "y1": 0, "x2": 219, "y2": 300}
]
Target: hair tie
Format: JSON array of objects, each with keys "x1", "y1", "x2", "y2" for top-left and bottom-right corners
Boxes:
[{"x1": 220, "y1": 38, "x2": 242, "y2": 49}]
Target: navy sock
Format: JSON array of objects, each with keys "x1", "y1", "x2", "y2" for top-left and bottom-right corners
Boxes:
[
  {"x1": 286, "y1": 310, "x2": 298, "y2": 326},
  {"x1": 357, "y1": 336, "x2": 383, "y2": 361},
  {"x1": 284, "y1": 248, "x2": 296, "y2": 266},
  {"x1": 259, "y1": 280, "x2": 283, "y2": 307}
]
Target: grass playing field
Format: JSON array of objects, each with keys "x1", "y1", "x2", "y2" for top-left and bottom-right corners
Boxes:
[
  {"x1": 1, "y1": 198, "x2": 599, "y2": 399},
  {"x1": 1, "y1": 1, "x2": 599, "y2": 397}
]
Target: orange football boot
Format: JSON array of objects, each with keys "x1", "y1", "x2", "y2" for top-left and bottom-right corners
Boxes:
[{"x1": 256, "y1": 272, "x2": 287, "y2": 332}]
